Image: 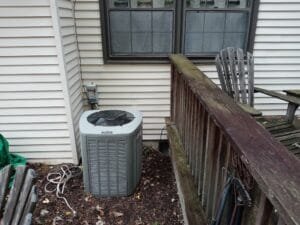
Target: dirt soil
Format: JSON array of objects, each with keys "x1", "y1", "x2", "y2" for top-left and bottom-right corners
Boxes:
[{"x1": 30, "y1": 146, "x2": 183, "y2": 225}]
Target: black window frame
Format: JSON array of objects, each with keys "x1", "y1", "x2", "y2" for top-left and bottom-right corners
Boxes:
[{"x1": 99, "y1": 0, "x2": 259, "y2": 64}]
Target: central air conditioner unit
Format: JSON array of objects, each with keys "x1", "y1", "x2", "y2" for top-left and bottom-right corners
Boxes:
[{"x1": 79, "y1": 109, "x2": 143, "y2": 197}]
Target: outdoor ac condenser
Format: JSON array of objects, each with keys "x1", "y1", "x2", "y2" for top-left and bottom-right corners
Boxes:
[{"x1": 79, "y1": 109, "x2": 143, "y2": 197}]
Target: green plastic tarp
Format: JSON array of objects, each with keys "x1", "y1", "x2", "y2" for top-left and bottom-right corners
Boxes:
[{"x1": 0, "y1": 134, "x2": 26, "y2": 171}]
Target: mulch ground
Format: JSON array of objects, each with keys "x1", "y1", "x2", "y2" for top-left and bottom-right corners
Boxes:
[{"x1": 30, "y1": 146, "x2": 184, "y2": 225}]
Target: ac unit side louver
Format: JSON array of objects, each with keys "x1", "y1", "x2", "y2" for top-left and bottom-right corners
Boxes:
[{"x1": 79, "y1": 109, "x2": 143, "y2": 197}]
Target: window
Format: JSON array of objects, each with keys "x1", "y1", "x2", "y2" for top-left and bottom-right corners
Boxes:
[{"x1": 100, "y1": 0, "x2": 258, "y2": 62}]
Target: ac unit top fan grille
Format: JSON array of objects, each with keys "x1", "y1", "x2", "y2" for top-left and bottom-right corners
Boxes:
[{"x1": 87, "y1": 110, "x2": 135, "y2": 126}]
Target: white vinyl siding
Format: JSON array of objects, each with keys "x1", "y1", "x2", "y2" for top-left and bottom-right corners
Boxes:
[
  {"x1": 252, "y1": 0, "x2": 300, "y2": 115},
  {"x1": 75, "y1": 0, "x2": 300, "y2": 139},
  {"x1": 75, "y1": 0, "x2": 170, "y2": 140},
  {"x1": 0, "y1": 0, "x2": 73, "y2": 163},
  {"x1": 0, "y1": 0, "x2": 80, "y2": 164},
  {"x1": 57, "y1": 0, "x2": 84, "y2": 155}
]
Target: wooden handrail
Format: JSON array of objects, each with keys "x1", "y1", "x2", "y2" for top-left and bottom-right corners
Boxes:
[{"x1": 169, "y1": 54, "x2": 300, "y2": 225}]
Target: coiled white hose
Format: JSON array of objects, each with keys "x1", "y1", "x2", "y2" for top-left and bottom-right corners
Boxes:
[{"x1": 44, "y1": 165, "x2": 82, "y2": 217}]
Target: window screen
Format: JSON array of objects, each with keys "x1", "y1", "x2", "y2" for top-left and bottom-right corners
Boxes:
[
  {"x1": 184, "y1": 0, "x2": 251, "y2": 56},
  {"x1": 101, "y1": 0, "x2": 256, "y2": 61},
  {"x1": 107, "y1": 0, "x2": 175, "y2": 57}
]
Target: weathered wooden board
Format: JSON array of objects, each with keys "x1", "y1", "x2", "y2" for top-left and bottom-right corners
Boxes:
[
  {"x1": 165, "y1": 118, "x2": 207, "y2": 225},
  {"x1": 0, "y1": 165, "x2": 36, "y2": 225},
  {"x1": 170, "y1": 54, "x2": 300, "y2": 225},
  {"x1": 0, "y1": 165, "x2": 11, "y2": 216}
]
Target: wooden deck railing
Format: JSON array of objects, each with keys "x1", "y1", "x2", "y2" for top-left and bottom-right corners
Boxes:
[{"x1": 167, "y1": 55, "x2": 300, "y2": 225}]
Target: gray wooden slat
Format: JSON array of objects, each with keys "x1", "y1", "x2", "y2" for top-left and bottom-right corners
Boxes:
[
  {"x1": 22, "y1": 214, "x2": 32, "y2": 225},
  {"x1": 227, "y1": 47, "x2": 240, "y2": 102},
  {"x1": 274, "y1": 130, "x2": 300, "y2": 139},
  {"x1": 220, "y1": 48, "x2": 234, "y2": 97},
  {"x1": 264, "y1": 121, "x2": 291, "y2": 129},
  {"x1": 267, "y1": 124, "x2": 294, "y2": 133},
  {"x1": 0, "y1": 165, "x2": 12, "y2": 215},
  {"x1": 19, "y1": 186, "x2": 37, "y2": 225},
  {"x1": 254, "y1": 87, "x2": 300, "y2": 106},
  {"x1": 11, "y1": 169, "x2": 36, "y2": 225},
  {"x1": 236, "y1": 48, "x2": 247, "y2": 104},
  {"x1": 247, "y1": 52, "x2": 255, "y2": 107},
  {"x1": 2, "y1": 166, "x2": 26, "y2": 225},
  {"x1": 215, "y1": 55, "x2": 227, "y2": 91}
]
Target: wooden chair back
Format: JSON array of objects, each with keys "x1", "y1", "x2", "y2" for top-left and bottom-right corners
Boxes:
[{"x1": 215, "y1": 47, "x2": 255, "y2": 107}]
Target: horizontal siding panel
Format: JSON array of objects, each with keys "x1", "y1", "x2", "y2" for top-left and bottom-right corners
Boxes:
[
  {"x1": 254, "y1": 57, "x2": 300, "y2": 64},
  {"x1": 254, "y1": 50, "x2": 300, "y2": 57},
  {"x1": 83, "y1": 72, "x2": 169, "y2": 80},
  {"x1": 79, "y1": 50, "x2": 103, "y2": 58},
  {"x1": 0, "y1": 99, "x2": 66, "y2": 108},
  {"x1": 0, "y1": 7, "x2": 51, "y2": 17},
  {"x1": 257, "y1": 20, "x2": 300, "y2": 27},
  {"x1": 9, "y1": 152, "x2": 73, "y2": 159},
  {"x1": 0, "y1": 91, "x2": 64, "y2": 100},
  {"x1": 83, "y1": 79, "x2": 169, "y2": 86},
  {"x1": 75, "y1": 2, "x2": 99, "y2": 10},
  {"x1": 0, "y1": 47, "x2": 57, "y2": 56},
  {"x1": 2, "y1": 130, "x2": 70, "y2": 138},
  {"x1": 80, "y1": 58, "x2": 103, "y2": 65},
  {"x1": 57, "y1": 0, "x2": 73, "y2": 9},
  {"x1": 0, "y1": 65, "x2": 59, "y2": 74},
  {"x1": 254, "y1": 43, "x2": 300, "y2": 49},
  {"x1": 0, "y1": 107, "x2": 66, "y2": 116},
  {"x1": 0, "y1": 37, "x2": 55, "y2": 48},
  {"x1": 258, "y1": 12, "x2": 300, "y2": 19},
  {"x1": 75, "y1": 10, "x2": 100, "y2": 19},
  {"x1": 0, "y1": 18, "x2": 52, "y2": 28},
  {"x1": 76, "y1": 19, "x2": 101, "y2": 27},
  {"x1": 11, "y1": 145, "x2": 72, "y2": 153},
  {"x1": 254, "y1": 71, "x2": 300, "y2": 78},
  {"x1": 81, "y1": 65, "x2": 170, "y2": 73},
  {"x1": 77, "y1": 27, "x2": 101, "y2": 35},
  {"x1": 9, "y1": 138, "x2": 71, "y2": 146},
  {"x1": 0, "y1": 115, "x2": 67, "y2": 124},
  {"x1": 256, "y1": 27, "x2": 300, "y2": 34},
  {"x1": 0, "y1": 56, "x2": 58, "y2": 66},
  {"x1": 97, "y1": 86, "x2": 170, "y2": 93},
  {"x1": 99, "y1": 99, "x2": 170, "y2": 106},
  {"x1": 254, "y1": 64, "x2": 300, "y2": 71},
  {"x1": 58, "y1": 8, "x2": 73, "y2": 18},
  {"x1": 255, "y1": 35, "x2": 300, "y2": 42},
  {"x1": 2, "y1": 123, "x2": 68, "y2": 131},
  {"x1": 98, "y1": 92, "x2": 170, "y2": 99},
  {"x1": 259, "y1": 3, "x2": 300, "y2": 11},
  {"x1": 0, "y1": 83, "x2": 62, "y2": 92},
  {"x1": 78, "y1": 42, "x2": 102, "y2": 50},
  {"x1": 61, "y1": 27, "x2": 76, "y2": 37},
  {"x1": 60, "y1": 18, "x2": 75, "y2": 27},
  {"x1": 77, "y1": 35, "x2": 101, "y2": 43},
  {"x1": 0, "y1": 75, "x2": 61, "y2": 83},
  {"x1": 98, "y1": 105, "x2": 170, "y2": 111},
  {"x1": 0, "y1": 0, "x2": 49, "y2": 6},
  {"x1": 0, "y1": 28, "x2": 54, "y2": 37}
]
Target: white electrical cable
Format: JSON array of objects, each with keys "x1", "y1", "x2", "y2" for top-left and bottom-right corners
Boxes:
[{"x1": 44, "y1": 165, "x2": 82, "y2": 217}]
